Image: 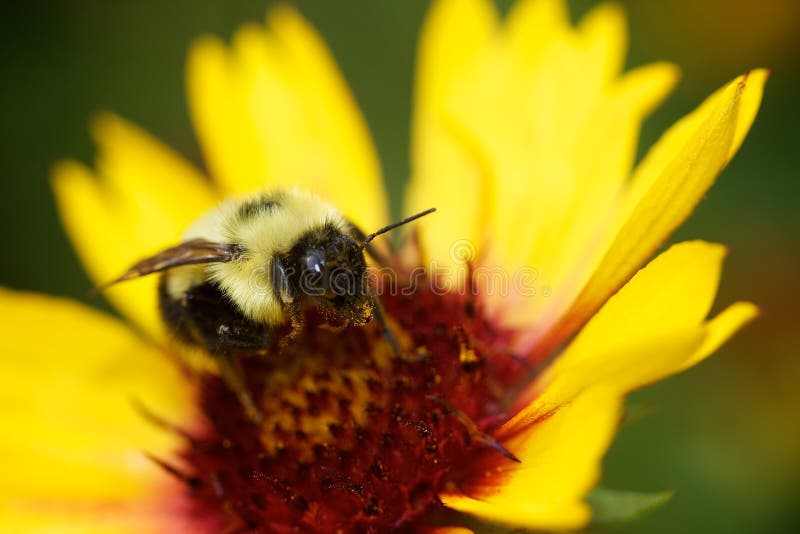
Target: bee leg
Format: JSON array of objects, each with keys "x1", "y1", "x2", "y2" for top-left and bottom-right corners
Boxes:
[
  {"x1": 272, "y1": 256, "x2": 304, "y2": 350},
  {"x1": 277, "y1": 300, "x2": 304, "y2": 351},
  {"x1": 370, "y1": 292, "x2": 402, "y2": 358},
  {"x1": 215, "y1": 351, "x2": 264, "y2": 424},
  {"x1": 372, "y1": 298, "x2": 434, "y2": 365}
]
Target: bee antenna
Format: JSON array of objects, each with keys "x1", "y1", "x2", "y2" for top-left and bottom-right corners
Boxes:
[{"x1": 359, "y1": 207, "x2": 436, "y2": 251}]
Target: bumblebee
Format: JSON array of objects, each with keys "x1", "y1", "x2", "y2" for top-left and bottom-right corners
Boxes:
[{"x1": 107, "y1": 187, "x2": 434, "y2": 420}]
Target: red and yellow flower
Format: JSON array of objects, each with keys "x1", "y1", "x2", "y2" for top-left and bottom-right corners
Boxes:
[{"x1": 0, "y1": 0, "x2": 766, "y2": 532}]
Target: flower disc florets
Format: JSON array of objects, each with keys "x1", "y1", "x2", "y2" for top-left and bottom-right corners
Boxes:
[{"x1": 181, "y1": 271, "x2": 524, "y2": 533}]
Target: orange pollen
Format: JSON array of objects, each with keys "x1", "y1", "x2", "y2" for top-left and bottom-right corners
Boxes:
[{"x1": 175, "y1": 275, "x2": 527, "y2": 533}]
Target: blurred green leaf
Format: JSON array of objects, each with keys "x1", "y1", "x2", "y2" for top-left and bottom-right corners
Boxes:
[{"x1": 587, "y1": 487, "x2": 674, "y2": 526}]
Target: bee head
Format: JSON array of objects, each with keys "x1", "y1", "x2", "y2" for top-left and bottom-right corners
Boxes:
[{"x1": 294, "y1": 231, "x2": 374, "y2": 325}]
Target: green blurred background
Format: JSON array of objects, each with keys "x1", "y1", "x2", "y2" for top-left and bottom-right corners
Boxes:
[{"x1": 1, "y1": 1, "x2": 798, "y2": 532}]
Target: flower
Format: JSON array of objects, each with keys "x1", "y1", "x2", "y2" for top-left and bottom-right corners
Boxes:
[{"x1": 1, "y1": 0, "x2": 766, "y2": 532}]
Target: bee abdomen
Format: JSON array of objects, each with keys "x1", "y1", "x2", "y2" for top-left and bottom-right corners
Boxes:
[{"x1": 158, "y1": 276, "x2": 273, "y2": 355}]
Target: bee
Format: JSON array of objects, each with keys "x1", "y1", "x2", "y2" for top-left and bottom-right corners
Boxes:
[{"x1": 106, "y1": 187, "x2": 434, "y2": 421}]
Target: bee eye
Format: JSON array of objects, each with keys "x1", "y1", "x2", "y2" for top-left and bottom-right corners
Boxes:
[
  {"x1": 304, "y1": 251, "x2": 325, "y2": 274},
  {"x1": 298, "y1": 250, "x2": 328, "y2": 296}
]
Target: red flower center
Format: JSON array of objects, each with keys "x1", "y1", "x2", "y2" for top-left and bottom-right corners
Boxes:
[{"x1": 177, "y1": 275, "x2": 527, "y2": 533}]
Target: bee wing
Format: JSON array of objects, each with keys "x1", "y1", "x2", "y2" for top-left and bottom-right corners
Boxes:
[{"x1": 99, "y1": 239, "x2": 240, "y2": 289}]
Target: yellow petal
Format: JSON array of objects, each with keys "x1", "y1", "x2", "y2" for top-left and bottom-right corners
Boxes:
[
  {"x1": 52, "y1": 114, "x2": 216, "y2": 339},
  {"x1": 89, "y1": 113, "x2": 216, "y2": 223},
  {"x1": 442, "y1": 387, "x2": 622, "y2": 531},
  {"x1": 186, "y1": 34, "x2": 260, "y2": 194},
  {"x1": 405, "y1": 0, "x2": 498, "y2": 266},
  {"x1": 506, "y1": 0, "x2": 571, "y2": 55},
  {"x1": 684, "y1": 300, "x2": 759, "y2": 370},
  {"x1": 0, "y1": 289, "x2": 195, "y2": 504},
  {"x1": 542, "y1": 70, "x2": 768, "y2": 348},
  {"x1": 454, "y1": 243, "x2": 756, "y2": 530},
  {"x1": 413, "y1": 2, "x2": 678, "y2": 342},
  {"x1": 406, "y1": 0, "x2": 564, "y2": 269},
  {"x1": 577, "y1": 2, "x2": 628, "y2": 84},
  {"x1": 0, "y1": 500, "x2": 192, "y2": 534},
  {"x1": 464, "y1": 0, "x2": 582, "y2": 274},
  {"x1": 729, "y1": 69, "x2": 769, "y2": 158},
  {"x1": 485, "y1": 0, "x2": 621, "y2": 269},
  {"x1": 507, "y1": 63, "x2": 680, "y2": 339},
  {"x1": 570, "y1": 63, "x2": 680, "y2": 225},
  {"x1": 509, "y1": 241, "x2": 754, "y2": 424},
  {"x1": 567, "y1": 240, "x2": 727, "y2": 342},
  {"x1": 187, "y1": 6, "x2": 387, "y2": 232}
]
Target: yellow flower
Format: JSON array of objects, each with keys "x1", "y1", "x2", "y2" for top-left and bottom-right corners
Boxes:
[{"x1": 1, "y1": 0, "x2": 766, "y2": 532}]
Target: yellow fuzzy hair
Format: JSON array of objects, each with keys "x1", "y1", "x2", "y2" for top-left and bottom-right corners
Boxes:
[{"x1": 164, "y1": 187, "x2": 346, "y2": 325}]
